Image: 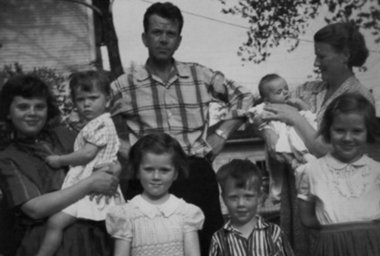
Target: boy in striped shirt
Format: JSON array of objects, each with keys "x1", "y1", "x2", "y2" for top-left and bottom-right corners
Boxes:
[{"x1": 209, "y1": 159, "x2": 294, "y2": 256}]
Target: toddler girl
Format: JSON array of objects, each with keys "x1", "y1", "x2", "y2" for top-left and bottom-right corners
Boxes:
[
  {"x1": 37, "y1": 70, "x2": 124, "y2": 256},
  {"x1": 297, "y1": 93, "x2": 380, "y2": 256},
  {"x1": 106, "y1": 133, "x2": 204, "y2": 256}
]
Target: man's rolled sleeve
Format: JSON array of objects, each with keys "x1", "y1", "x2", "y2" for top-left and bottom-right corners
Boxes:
[{"x1": 208, "y1": 70, "x2": 254, "y2": 119}]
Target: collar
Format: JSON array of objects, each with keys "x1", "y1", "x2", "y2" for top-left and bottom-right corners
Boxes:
[
  {"x1": 131, "y1": 194, "x2": 182, "y2": 219},
  {"x1": 325, "y1": 153, "x2": 369, "y2": 170},
  {"x1": 223, "y1": 215, "x2": 269, "y2": 234},
  {"x1": 135, "y1": 59, "x2": 191, "y2": 82},
  {"x1": 309, "y1": 76, "x2": 358, "y2": 94},
  {"x1": 339, "y1": 75, "x2": 359, "y2": 88},
  {"x1": 86, "y1": 112, "x2": 109, "y2": 125}
]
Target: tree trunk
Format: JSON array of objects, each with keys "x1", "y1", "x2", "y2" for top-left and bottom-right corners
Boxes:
[{"x1": 92, "y1": 0, "x2": 124, "y2": 80}]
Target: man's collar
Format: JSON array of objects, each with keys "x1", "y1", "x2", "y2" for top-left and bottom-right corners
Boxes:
[{"x1": 135, "y1": 59, "x2": 191, "y2": 81}]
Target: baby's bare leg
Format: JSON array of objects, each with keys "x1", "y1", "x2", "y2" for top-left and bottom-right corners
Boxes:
[{"x1": 36, "y1": 212, "x2": 76, "y2": 256}]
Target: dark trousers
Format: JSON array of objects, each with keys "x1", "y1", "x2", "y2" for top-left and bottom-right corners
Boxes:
[
  {"x1": 171, "y1": 157, "x2": 224, "y2": 256},
  {"x1": 280, "y1": 163, "x2": 310, "y2": 256},
  {"x1": 123, "y1": 156, "x2": 224, "y2": 256}
]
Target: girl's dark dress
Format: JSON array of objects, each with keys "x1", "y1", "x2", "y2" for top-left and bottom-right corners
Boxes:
[{"x1": 0, "y1": 126, "x2": 113, "y2": 256}]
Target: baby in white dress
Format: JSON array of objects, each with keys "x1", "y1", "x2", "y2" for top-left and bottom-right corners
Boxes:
[{"x1": 248, "y1": 74, "x2": 316, "y2": 202}]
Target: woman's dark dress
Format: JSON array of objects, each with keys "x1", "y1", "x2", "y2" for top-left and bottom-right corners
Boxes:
[{"x1": 0, "y1": 126, "x2": 113, "y2": 256}]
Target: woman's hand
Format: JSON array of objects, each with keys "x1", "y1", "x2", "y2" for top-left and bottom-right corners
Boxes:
[
  {"x1": 89, "y1": 164, "x2": 119, "y2": 195},
  {"x1": 263, "y1": 103, "x2": 302, "y2": 126},
  {"x1": 286, "y1": 98, "x2": 310, "y2": 111},
  {"x1": 89, "y1": 162, "x2": 121, "y2": 203}
]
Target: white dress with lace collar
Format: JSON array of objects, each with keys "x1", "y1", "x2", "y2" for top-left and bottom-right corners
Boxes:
[
  {"x1": 297, "y1": 154, "x2": 380, "y2": 225},
  {"x1": 106, "y1": 194, "x2": 204, "y2": 256}
]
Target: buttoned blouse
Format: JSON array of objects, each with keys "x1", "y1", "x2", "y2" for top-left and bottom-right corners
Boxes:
[{"x1": 297, "y1": 154, "x2": 380, "y2": 225}]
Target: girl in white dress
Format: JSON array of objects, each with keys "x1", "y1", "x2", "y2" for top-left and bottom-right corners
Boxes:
[
  {"x1": 106, "y1": 133, "x2": 205, "y2": 256},
  {"x1": 36, "y1": 70, "x2": 124, "y2": 256},
  {"x1": 297, "y1": 93, "x2": 380, "y2": 256}
]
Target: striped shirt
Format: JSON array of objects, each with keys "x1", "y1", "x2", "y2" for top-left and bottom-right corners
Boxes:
[
  {"x1": 209, "y1": 216, "x2": 295, "y2": 256},
  {"x1": 111, "y1": 60, "x2": 254, "y2": 157}
]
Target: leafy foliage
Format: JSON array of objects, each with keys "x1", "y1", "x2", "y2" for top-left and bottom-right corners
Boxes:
[{"x1": 218, "y1": 0, "x2": 380, "y2": 63}]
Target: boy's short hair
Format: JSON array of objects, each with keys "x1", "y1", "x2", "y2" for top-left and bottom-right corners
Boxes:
[
  {"x1": 217, "y1": 159, "x2": 262, "y2": 194},
  {"x1": 258, "y1": 73, "x2": 282, "y2": 99}
]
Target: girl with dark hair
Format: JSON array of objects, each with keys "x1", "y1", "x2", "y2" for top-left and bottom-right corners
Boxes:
[
  {"x1": 0, "y1": 75, "x2": 118, "y2": 256},
  {"x1": 106, "y1": 133, "x2": 204, "y2": 256},
  {"x1": 298, "y1": 93, "x2": 380, "y2": 256},
  {"x1": 257, "y1": 23, "x2": 375, "y2": 255},
  {"x1": 263, "y1": 22, "x2": 374, "y2": 157}
]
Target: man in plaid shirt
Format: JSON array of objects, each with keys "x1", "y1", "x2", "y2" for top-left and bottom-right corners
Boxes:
[{"x1": 111, "y1": 2, "x2": 254, "y2": 255}]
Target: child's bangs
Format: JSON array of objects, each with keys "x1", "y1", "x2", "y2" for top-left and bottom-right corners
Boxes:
[{"x1": 232, "y1": 175, "x2": 261, "y2": 192}]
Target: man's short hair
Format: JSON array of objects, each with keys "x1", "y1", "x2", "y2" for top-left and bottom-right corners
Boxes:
[
  {"x1": 143, "y1": 2, "x2": 184, "y2": 34},
  {"x1": 216, "y1": 159, "x2": 262, "y2": 194}
]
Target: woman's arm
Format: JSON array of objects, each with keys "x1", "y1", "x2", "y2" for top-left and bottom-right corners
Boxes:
[
  {"x1": 184, "y1": 231, "x2": 201, "y2": 256},
  {"x1": 298, "y1": 199, "x2": 320, "y2": 228},
  {"x1": 113, "y1": 239, "x2": 131, "y2": 256},
  {"x1": 21, "y1": 168, "x2": 118, "y2": 219},
  {"x1": 263, "y1": 103, "x2": 328, "y2": 157},
  {"x1": 46, "y1": 143, "x2": 99, "y2": 168}
]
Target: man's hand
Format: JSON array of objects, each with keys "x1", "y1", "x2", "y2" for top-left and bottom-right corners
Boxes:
[
  {"x1": 45, "y1": 155, "x2": 62, "y2": 168},
  {"x1": 118, "y1": 138, "x2": 131, "y2": 163},
  {"x1": 206, "y1": 133, "x2": 227, "y2": 161}
]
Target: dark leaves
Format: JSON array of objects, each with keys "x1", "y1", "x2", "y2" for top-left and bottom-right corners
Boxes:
[{"x1": 217, "y1": 0, "x2": 380, "y2": 63}]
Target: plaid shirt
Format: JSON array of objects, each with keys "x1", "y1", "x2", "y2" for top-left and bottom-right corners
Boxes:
[
  {"x1": 111, "y1": 60, "x2": 254, "y2": 157},
  {"x1": 209, "y1": 216, "x2": 295, "y2": 256}
]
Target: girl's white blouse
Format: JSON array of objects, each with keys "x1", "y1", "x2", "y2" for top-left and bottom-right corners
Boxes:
[
  {"x1": 297, "y1": 154, "x2": 380, "y2": 225},
  {"x1": 106, "y1": 194, "x2": 204, "y2": 256}
]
